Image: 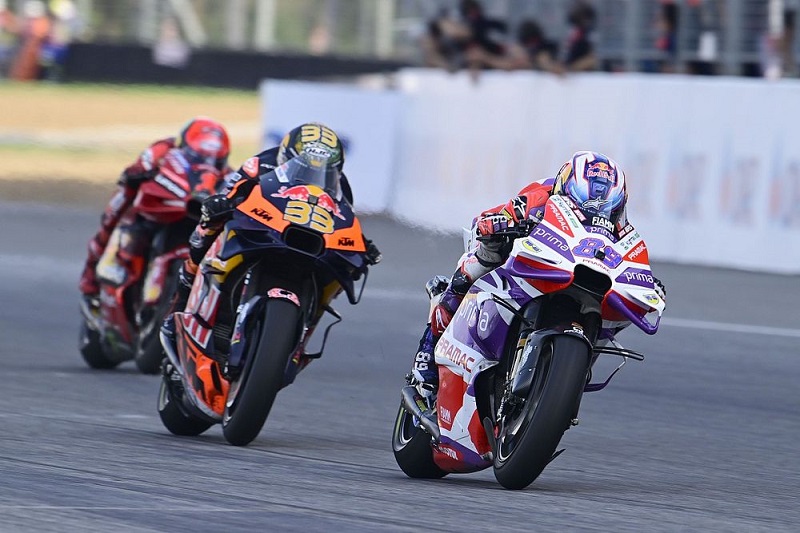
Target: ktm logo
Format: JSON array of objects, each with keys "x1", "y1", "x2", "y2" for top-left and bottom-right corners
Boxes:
[
  {"x1": 250, "y1": 207, "x2": 272, "y2": 221},
  {"x1": 338, "y1": 237, "x2": 355, "y2": 246}
]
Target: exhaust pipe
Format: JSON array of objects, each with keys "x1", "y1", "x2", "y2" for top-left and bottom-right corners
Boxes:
[{"x1": 401, "y1": 386, "x2": 440, "y2": 442}]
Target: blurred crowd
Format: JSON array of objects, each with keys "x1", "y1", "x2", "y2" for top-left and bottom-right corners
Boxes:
[
  {"x1": 421, "y1": 0, "x2": 799, "y2": 80},
  {"x1": 0, "y1": 0, "x2": 80, "y2": 81},
  {"x1": 421, "y1": 0, "x2": 595, "y2": 76}
]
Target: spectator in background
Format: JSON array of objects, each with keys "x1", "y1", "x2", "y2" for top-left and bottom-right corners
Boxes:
[
  {"x1": 654, "y1": 1, "x2": 678, "y2": 73},
  {"x1": 420, "y1": 8, "x2": 471, "y2": 70},
  {"x1": 39, "y1": 0, "x2": 79, "y2": 81},
  {"x1": 0, "y1": 0, "x2": 19, "y2": 78},
  {"x1": 9, "y1": 0, "x2": 50, "y2": 81},
  {"x1": 152, "y1": 17, "x2": 190, "y2": 68},
  {"x1": 563, "y1": 0, "x2": 597, "y2": 72},
  {"x1": 466, "y1": 18, "x2": 563, "y2": 75}
]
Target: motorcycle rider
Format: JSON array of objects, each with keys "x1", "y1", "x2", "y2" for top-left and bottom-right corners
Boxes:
[
  {"x1": 411, "y1": 150, "x2": 666, "y2": 397},
  {"x1": 161, "y1": 122, "x2": 382, "y2": 346},
  {"x1": 78, "y1": 117, "x2": 232, "y2": 302}
]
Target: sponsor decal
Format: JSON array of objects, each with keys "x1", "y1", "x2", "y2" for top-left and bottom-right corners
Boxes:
[
  {"x1": 154, "y1": 174, "x2": 188, "y2": 198},
  {"x1": 271, "y1": 185, "x2": 345, "y2": 220},
  {"x1": 434, "y1": 337, "x2": 476, "y2": 372},
  {"x1": 615, "y1": 267, "x2": 654, "y2": 288},
  {"x1": 546, "y1": 202, "x2": 572, "y2": 234},
  {"x1": 439, "y1": 446, "x2": 458, "y2": 460},
  {"x1": 624, "y1": 241, "x2": 649, "y2": 263},
  {"x1": 644, "y1": 293, "x2": 660, "y2": 305},
  {"x1": 267, "y1": 288, "x2": 301, "y2": 306},
  {"x1": 242, "y1": 156, "x2": 260, "y2": 178},
  {"x1": 338, "y1": 237, "x2": 355, "y2": 247},
  {"x1": 250, "y1": 207, "x2": 273, "y2": 221},
  {"x1": 592, "y1": 216, "x2": 614, "y2": 231},
  {"x1": 586, "y1": 161, "x2": 615, "y2": 180},
  {"x1": 521, "y1": 239, "x2": 543, "y2": 254},
  {"x1": 582, "y1": 197, "x2": 610, "y2": 211},
  {"x1": 440, "y1": 406, "x2": 452, "y2": 424},
  {"x1": 531, "y1": 226, "x2": 574, "y2": 261}
]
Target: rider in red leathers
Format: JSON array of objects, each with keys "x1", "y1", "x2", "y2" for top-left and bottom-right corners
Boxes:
[
  {"x1": 411, "y1": 151, "x2": 666, "y2": 397},
  {"x1": 78, "y1": 117, "x2": 233, "y2": 301}
]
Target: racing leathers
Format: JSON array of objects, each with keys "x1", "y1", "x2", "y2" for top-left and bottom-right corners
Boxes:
[
  {"x1": 412, "y1": 178, "x2": 554, "y2": 395},
  {"x1": 162, "y1": 147, "x2": 380, "y2": 342},
  {"x1": 78, "y1": 137, "x2": 176, "y2": 297}
]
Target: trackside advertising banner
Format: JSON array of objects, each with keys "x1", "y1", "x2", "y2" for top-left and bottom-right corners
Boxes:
[{"x1": 261, "y1": 71, "x2": 800, "y2": 273}]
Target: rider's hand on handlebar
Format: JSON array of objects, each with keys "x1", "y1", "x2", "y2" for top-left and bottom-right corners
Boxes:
[
  {"x1": 476, "y1": 213, "x2": 512, "y2": 238},
  {"x1": 199, "y1": 194, "x2": 235, "y2": 228},
  {"x1": 364, "y1": 238, "x2": 382, "y2": 266}
]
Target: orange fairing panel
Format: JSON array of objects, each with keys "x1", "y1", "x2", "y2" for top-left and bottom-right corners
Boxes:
[
  {"x1": 324, "y1": 217, "x2": 366, "y2": 252},
  {"x1": 236, "y1": 186, "x2": 290, "y2": 232}
]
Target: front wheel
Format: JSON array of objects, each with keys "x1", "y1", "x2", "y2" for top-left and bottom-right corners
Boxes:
[
  {"x1": 134, "y1": 263, "x2": 179, "y2": 374},
  {"x1": 79, "y1": 318, "x2": 119, "y2": 369},
  {"x1": 392, "y1": 405, "x2": 448, "y2": 479},
  {"x1": 493, "y1": 335, "x2": 590, "y2": 490},
  {"x1": 221, "y1": 298, "x2": 301, "y2": 446},
  {"x1": 157, "y1": 361, "x2": 214, "y2": 436}
]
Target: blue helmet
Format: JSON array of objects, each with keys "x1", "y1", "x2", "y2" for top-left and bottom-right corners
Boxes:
[{"x1": 552, "y1": 151, "x2": 628, "y2": 227}]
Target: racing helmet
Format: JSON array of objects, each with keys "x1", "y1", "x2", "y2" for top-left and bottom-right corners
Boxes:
[
  {"x1": 552, "y1": 151, "x2": 628, "y2": 227},
  {"x1": 277, "y1": 122, "x2": 344, "y2": 172},
  {"x1": 178, "y1": 117, "x2": 231, "y2": 170},
  {"x1": 277, "y1": 142, "x2": 343, "y2": 200}
]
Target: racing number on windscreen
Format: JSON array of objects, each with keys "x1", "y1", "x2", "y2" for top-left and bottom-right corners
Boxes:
[
  {"x1": 300, "y1": 124, "x2": 339, "y2": 148},
  {"x1": 284, "y1": 200, "x2": 335, "y2": 234}
]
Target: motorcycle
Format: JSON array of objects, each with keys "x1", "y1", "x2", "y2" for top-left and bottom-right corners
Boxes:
[
  {"x1": 392, "y1": 194, "x2": 665, "y2": 490},
  {"x1": 78, "y1": 157, "x2": 226, "y2": 374},
  {"x1": 157, "y1": 151, "x2": 371, "y2": 446}
]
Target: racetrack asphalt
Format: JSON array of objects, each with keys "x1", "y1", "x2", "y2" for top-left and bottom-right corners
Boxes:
[{"x1": 0, "y1": 200, "x2": 798, "y2": 532}]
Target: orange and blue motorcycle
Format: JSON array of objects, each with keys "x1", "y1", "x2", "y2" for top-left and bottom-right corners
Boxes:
[{"x1": 158, "y1": 151, "x2": 373, "y2": 446}]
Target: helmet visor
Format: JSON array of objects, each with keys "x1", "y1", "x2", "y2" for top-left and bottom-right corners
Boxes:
[{"x1": 274, "y1": 147, "x2": 342, "y2": 199}]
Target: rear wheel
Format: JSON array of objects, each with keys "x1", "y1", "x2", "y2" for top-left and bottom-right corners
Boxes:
[
  {"x1": 493, "y1": 335, "x2": 590, "y2": 490},
  {"x1": 157, "y1": 361, "x2": 213, "y2": 436},
  {"x1": 79, "y1": 319, "x2": 119, "y2": 369},
  {"x1": 392, "y1": 405, "x2": 448, "y2": 479},
  {"x1": 222, "y1": 298, "x2": 300, "y2": 446}
]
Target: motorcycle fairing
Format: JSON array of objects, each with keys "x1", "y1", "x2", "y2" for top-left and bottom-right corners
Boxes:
[
  {"x1": 431, "y1": 195, "x2": 665, "y2": 472},
  {"x1": 142, "y1": 245, "x2": 189, "y2": 305}
]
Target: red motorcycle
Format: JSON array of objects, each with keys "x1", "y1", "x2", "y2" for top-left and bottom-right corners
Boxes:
[{"x1": 79, "y1": 156, "x2": 226, "y2": 373}]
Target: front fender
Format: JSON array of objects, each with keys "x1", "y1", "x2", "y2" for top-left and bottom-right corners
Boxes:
[
  {"x1": 226, "y1": 294, "x2": 268, "y2": 374},
  {"x1": 510, "y1": 325, "x2": 592, "y2": 398}
]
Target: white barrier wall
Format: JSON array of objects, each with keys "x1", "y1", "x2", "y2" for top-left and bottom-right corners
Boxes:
[
  {"x1": 260, "y1": 80, "x2": 400, "y2": 213},
  {"x1": 261, "y1": 71, "x2": 800, "y2": 273}
]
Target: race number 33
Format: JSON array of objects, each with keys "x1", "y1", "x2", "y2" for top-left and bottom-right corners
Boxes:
[
  {"x1": 300, "y1": 124, "x2": 339, "y2": 148},
  {"x1": 284, "y1": 200, "x2": 335, "y2": 233}
]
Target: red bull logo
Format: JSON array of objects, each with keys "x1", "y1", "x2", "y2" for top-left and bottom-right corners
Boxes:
[
  {"x1": 271, "y1": 185, "x2": 345, "y2": 220},
  {"x1": 586, "y1": 162, "x2": 615, "y2": 181}
]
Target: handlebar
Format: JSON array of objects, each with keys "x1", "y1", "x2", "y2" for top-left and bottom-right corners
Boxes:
[{"x1": 475, "y1": 219, "x2": 538, "y2": 242}]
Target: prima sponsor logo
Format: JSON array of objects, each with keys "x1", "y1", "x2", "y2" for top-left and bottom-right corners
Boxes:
[
  {"x1": 624, "y1": 271, "x2": 653, "y2": 284},
  {"x1": 592, "y1": 216, "x2": 614, "y2": 231},
  {"x1": 155, "y1": 174, "x2": 188, "y2": 198},
  {"x1": 532, "y1": 226, "x2": 569, "y2": 252}
]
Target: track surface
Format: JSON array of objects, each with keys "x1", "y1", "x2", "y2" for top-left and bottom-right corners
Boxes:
[{"x1": 1, "y1": 201, "x2": 798, "y2": 532}]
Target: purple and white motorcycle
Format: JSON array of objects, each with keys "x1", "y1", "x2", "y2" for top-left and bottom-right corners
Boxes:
[{"x1": 392, "y1": 194, "x2": 665, "y2": 490}]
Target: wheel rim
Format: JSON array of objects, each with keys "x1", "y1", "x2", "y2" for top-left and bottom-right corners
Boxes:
[
  {"x1": 393, "y1": 407, "x2": 416, "y2": 448},
  {"x1": 496, "y1": 342, "x2": 554, "y2": 462}
]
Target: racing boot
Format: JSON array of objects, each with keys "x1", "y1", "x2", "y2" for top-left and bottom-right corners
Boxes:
[{"x1": 160, "y1": 264, "x2": 195, "y2": 349}]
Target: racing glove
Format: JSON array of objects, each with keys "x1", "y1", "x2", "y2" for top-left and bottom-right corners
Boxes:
[
  {"x1": 364, "y1": 238, "x2": 382, "y2": 266},
  {"x1": 654, "y1": 276, "x2": 667, "y2": 307},
  {"x1": 476, "y1": 213, "x2": 511, "y2": 237},
  {"x1": 199, "y1": 194, "x2": 235, "y2": 229}
]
